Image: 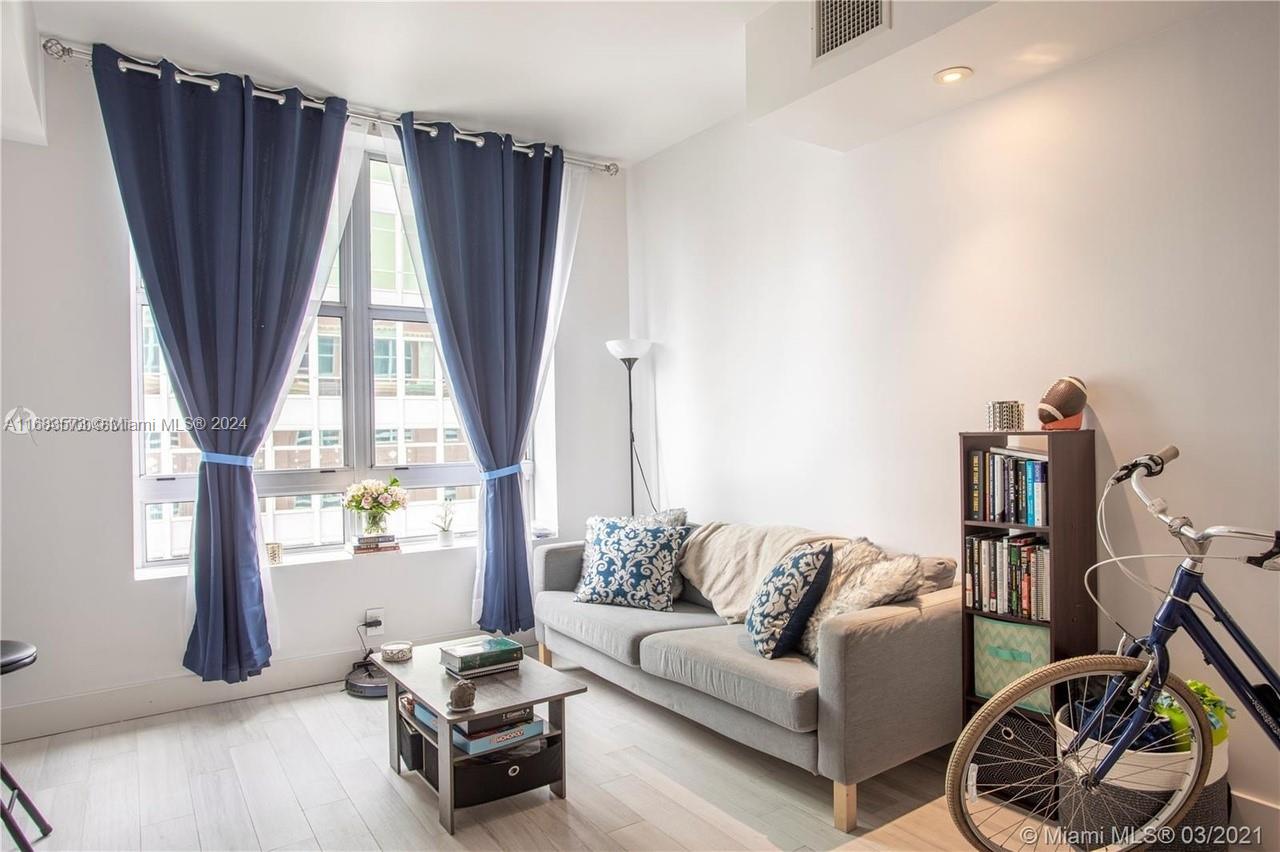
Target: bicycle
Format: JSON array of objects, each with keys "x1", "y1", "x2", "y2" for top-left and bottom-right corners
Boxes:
[{"x1": 945, "y1": 445, "x2": 1280, "y2": 851}]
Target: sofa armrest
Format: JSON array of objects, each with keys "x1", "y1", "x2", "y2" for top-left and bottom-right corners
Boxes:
[
  {"x1": 816, "y1": 586, "x2": 963, "y2": 785},
  {"x1": 533, "y1": 541, "x2": 585, "y2": 594}
]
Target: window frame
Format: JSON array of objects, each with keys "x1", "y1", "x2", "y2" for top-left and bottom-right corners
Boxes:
[{"x1": 131, "y1": 148, "x2": 532, "y2": 574}]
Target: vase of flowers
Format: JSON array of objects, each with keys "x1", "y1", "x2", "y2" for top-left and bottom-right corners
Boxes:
[
  {"x1": 434, "y1": 497, "x2": 456, "y2": 547},
  {"x1": 344, "y1": 477, "x2": 409, "y2": 537}
]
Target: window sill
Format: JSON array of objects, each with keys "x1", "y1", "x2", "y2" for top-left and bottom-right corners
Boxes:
[{"x1": 134, "y1": 534, "x2": 481, "y2": 580}]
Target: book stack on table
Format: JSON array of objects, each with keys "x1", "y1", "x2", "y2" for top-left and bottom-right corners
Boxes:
[
  {"x1": 439, "y1": 636, "x2": 524, "y2": 679},
  {"x1": 346, "y1": 533, "x2": 400, "y2": 555},
  {"x1": 412, "y1": 701, "x2": 546, "y2": 755}
]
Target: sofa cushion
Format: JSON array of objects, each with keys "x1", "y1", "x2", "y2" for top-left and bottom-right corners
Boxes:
[
  {"x1": 575, "y1": 517, "x2": 691, "y2": 611},
  {"x1": 535, "y1": 591, "x2": 723, "y2": 666},
  {"x1": 640, "y1": 624, "x2": 819, "y2": 732},
  {"x1": 919, "y1": 556, "x2": 958, "y2": 594},
  {"x1": 745, "y1": 543, "x2": 833, "y2": 658}
]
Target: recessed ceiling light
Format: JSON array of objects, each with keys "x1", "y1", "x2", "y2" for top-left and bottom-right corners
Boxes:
[{"x1": 934, "y1": 66, "x2": 974, "y2": 85}]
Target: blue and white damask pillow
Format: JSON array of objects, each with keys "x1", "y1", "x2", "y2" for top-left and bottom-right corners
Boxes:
[
  {"x1": 574, "y1": 517, "x2": 691, "y2": 611},
  {"x1": 746, "y1": 543, "x2": 834, "y2": 659}
]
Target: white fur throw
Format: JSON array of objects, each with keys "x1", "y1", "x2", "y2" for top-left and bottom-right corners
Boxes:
[{"x1": 800, "y1": 553, "x2": 924, "y2": 661}]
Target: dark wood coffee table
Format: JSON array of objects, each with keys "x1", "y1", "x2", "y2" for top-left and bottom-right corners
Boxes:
[{"x1": 372, "y1": 639, "x2": 587, "y2": 833}]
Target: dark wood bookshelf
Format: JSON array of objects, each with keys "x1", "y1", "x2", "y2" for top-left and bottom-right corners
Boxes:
[
  {"x1": 959, "y1": 429, "x2": 1098, "y2": 722},
  {"x1": 963, "y1": 520, "x2": 1051, "y2": 534}
]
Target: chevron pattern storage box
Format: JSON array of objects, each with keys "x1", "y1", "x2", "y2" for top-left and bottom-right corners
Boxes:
[{"x1": 973, "y1": 616, "x2": 1051, "y2": 713}]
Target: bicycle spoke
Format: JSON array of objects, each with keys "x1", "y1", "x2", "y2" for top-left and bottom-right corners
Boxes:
[
  {"x1": 969, "y1": 766, "x2": 1062, "y2": 807},
  {"x1": 951, "y1": 661, "x2": 1208, "y2": 852},
  {"x1": 973, "y1": 779, "x2": 1061, "y2": 832},
  {"x1": 974, "y1": 752, "x2": 1057, "y2": 769}
]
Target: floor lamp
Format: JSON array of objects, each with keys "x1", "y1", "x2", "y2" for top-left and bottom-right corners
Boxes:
[{"x1": 606, "y1": 338, "x2": 651, "y2": 515}]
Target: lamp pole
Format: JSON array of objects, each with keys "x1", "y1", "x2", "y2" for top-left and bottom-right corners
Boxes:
[
  {"x1": 605, "y1": 338, "x2": 651, "y2": 517},
  {"x1": 622, "y1": 357, "x2": 637, "y2": 515}
]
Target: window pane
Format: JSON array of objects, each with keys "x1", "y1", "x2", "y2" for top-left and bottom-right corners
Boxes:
[
  {"x1": 256, "y1": 316, "x2": 344, "y2": 471},
  {"x1": 259, "y1": 493, "x2": 345, "y2": 548},
  {"x1": 139, "y1": 310, "x2": 201, "y2": 476},
  {"x1": 387, "y1": 486, "x2": 479, "y2": 539},
  {"x1": 371, "y1": 320, "x2": 472, "y2": 466},
  {"x1": 369, "y1": 160, "x2": 425, "y2": 308},
  {"x1": 143, "y1": 501, "x2": 195, "y2": 561},
  {"x1": 144, "y1": 495, "x2": 344, "y2": 561},
  {"x1": 322, "y1": 253, "x2": 340, "y2": 303},
  {"x1": 140, "y1": 312, "x2": 345, "y2": 475}
]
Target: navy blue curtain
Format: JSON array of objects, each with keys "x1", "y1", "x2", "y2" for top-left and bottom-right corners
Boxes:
[
  {"x1": 93, "y1": 45, "x2": 348, "y2": 682},
  {"x1": 397, "y1": 119, "x2": 564, "y2": 634}
]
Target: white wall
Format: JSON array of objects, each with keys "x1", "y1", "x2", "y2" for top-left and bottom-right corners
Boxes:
[
  {"x1": 0, "y1": 56, "x2": 630, "y2": 738},
  {"x1": 628, "y1": 3, "x2": 1279, "y2": 816}
]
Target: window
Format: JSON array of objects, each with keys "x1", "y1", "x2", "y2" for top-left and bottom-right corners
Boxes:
[{"x1": 131, "y1": 150, "x2": 529, "y2": 574}]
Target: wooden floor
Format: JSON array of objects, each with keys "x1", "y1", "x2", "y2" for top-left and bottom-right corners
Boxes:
[{"x1": 1, "y1": 662, "x2": 965, "y2": 851}]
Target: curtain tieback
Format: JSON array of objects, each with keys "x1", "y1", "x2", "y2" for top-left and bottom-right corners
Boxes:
[
  {"x1": 200, "y1": 451, "x2": 255, "y2": 468},
  {"x1": 480, "y1": 463, "x2": 523, "y2": 481}
]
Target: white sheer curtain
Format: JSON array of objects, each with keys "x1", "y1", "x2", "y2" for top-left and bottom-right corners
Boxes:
[
  {"x1": 183, "y1": 117, "x2": 369, "y2": 653},
  {"x1": 376, "y1": 121, "x2": 591, "y2": 625}
]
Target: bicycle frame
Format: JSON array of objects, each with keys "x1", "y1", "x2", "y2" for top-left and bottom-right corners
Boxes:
[{"x1": 1067, "y1": 556, "x2": 1280, "y2": 783}]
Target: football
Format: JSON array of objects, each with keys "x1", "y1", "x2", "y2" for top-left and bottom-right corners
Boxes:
[{"x1": 1038, "y1": 376, "x2": 1087, "y2": 423}]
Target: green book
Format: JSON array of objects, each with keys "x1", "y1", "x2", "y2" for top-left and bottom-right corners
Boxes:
[{"x1": 439, "y1": 636, "x2": 524, "y2": 671}]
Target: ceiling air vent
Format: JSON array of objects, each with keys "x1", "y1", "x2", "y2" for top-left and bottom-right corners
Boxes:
[{"x1": 814, "y1": 0, "x2": 888, "y2": 59}]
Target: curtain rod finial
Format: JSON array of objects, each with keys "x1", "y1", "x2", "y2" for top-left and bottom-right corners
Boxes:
[
  {"x1": 42, "y1": 38, "x2": 73, "y2": 60},
  {"x1": 605, "y1": 163, "x2": 620, "y2": 176}
]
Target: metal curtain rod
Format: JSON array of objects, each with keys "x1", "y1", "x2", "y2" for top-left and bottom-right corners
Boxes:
[{"x1": 40, "y1": 36, "x2": 620, "y2": 175}]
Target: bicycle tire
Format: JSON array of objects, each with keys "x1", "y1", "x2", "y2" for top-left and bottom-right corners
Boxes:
[{"x1": 945, "y1": 654, "x2": 1213, "y2": 851}]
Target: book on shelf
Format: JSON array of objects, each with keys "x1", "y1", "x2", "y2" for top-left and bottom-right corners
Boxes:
[
  {"x1": 456, "y1": 706, "x2": 534, "y2": 736},
  {"x1": 968, "y1": 448, "x2": 1049, "y2": 526},
  {"x1": 439, "y1": 636, "x2": 524, "y2": 672},
  {"x1": 963, "y1": 532, "x2": 1051, "y2": 622},
  {"x1": 412, "y1": 702, "x2": 546, "y2": 755}
]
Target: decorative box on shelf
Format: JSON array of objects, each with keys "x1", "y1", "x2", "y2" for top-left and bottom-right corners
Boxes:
[{"x1": 345, "y1": 533, "x2": 400, "y2": 555}]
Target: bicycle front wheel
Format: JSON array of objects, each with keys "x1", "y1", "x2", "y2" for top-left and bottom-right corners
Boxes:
[{"x1": 945, "y1": 655, "x2": 1213, "y2": 851}]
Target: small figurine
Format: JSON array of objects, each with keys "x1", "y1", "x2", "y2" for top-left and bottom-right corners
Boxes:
[{"x1": 449, "y1": 678, "x2": 477, "y2": 711}]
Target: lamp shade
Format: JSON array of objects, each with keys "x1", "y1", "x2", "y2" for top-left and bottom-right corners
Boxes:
[{"x1": 606, "y1": 338, "x2": 651, "y2": 361}]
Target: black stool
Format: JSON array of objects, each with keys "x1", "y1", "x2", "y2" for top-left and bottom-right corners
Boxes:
[{"x1": 1, "y1": 641, "x2": 52, "y2": 852}]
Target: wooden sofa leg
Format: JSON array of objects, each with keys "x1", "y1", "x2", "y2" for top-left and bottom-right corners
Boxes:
[
  {"x1": 537, "y1": 643, "x2": 553, "y2": 667},
  {"x1": 833, "y1": 781, "x2": 857, "y2": 832}
]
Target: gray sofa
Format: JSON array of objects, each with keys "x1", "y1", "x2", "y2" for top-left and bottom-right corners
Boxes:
[{"x1": 532, "y1": 541, "x2": 963, "y2": 832}]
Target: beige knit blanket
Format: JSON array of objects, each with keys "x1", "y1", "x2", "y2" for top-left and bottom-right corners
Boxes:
[{"x1": 679, "y1": 522, "x2": 851, "y2": 622}]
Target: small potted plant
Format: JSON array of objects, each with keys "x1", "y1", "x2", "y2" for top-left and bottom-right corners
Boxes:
[
  {"x1": 434, "y1": 497, "x2": 456, "y2": 547},
  {"x1": 344, "y1": 477, "x2": 409, "y2": 537}
]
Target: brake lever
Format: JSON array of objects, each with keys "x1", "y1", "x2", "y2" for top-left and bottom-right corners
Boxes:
[
  {"x1": 1110, "y1": 453, "x2": 1166, "y2": 485},
  {"x1": 1246, "y1": 531, "x2": 1280, "y2": 570}
]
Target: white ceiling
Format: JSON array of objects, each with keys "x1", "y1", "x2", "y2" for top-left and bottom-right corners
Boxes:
[{"x1": 34, "y1": 1, "x2": 768, "y2": 164}]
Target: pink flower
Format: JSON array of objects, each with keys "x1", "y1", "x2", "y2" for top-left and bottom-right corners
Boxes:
[
  {"x1": 361, "y1": 496, "x2": 373, "y2": 509},
  {"x1": 378, "y1": 493, "x2": 392, "y2": 507}
]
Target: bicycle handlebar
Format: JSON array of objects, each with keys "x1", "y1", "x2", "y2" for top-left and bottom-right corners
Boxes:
[{"x1": 1117, "y1": 447, "x2": 1276, "y2": 559}]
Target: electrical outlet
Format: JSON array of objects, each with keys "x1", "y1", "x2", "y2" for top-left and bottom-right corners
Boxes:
[{"x1": 365, "y1": 607, "x2": 385, "y2": 637}]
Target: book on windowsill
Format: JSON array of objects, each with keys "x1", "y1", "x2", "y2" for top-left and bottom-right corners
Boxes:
[
  {"x1": 439, "y1": 636, "x2": 524, "y2": 672},
  {"x1": 346, "y1": 541, "x2": 401, "y2": 555},
  {"x1": 353, "y1": 533, "x2": 396, "y2": 546},
  {"x1": 413, "y1": 702, "x2": 546, "y2": 755}
]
